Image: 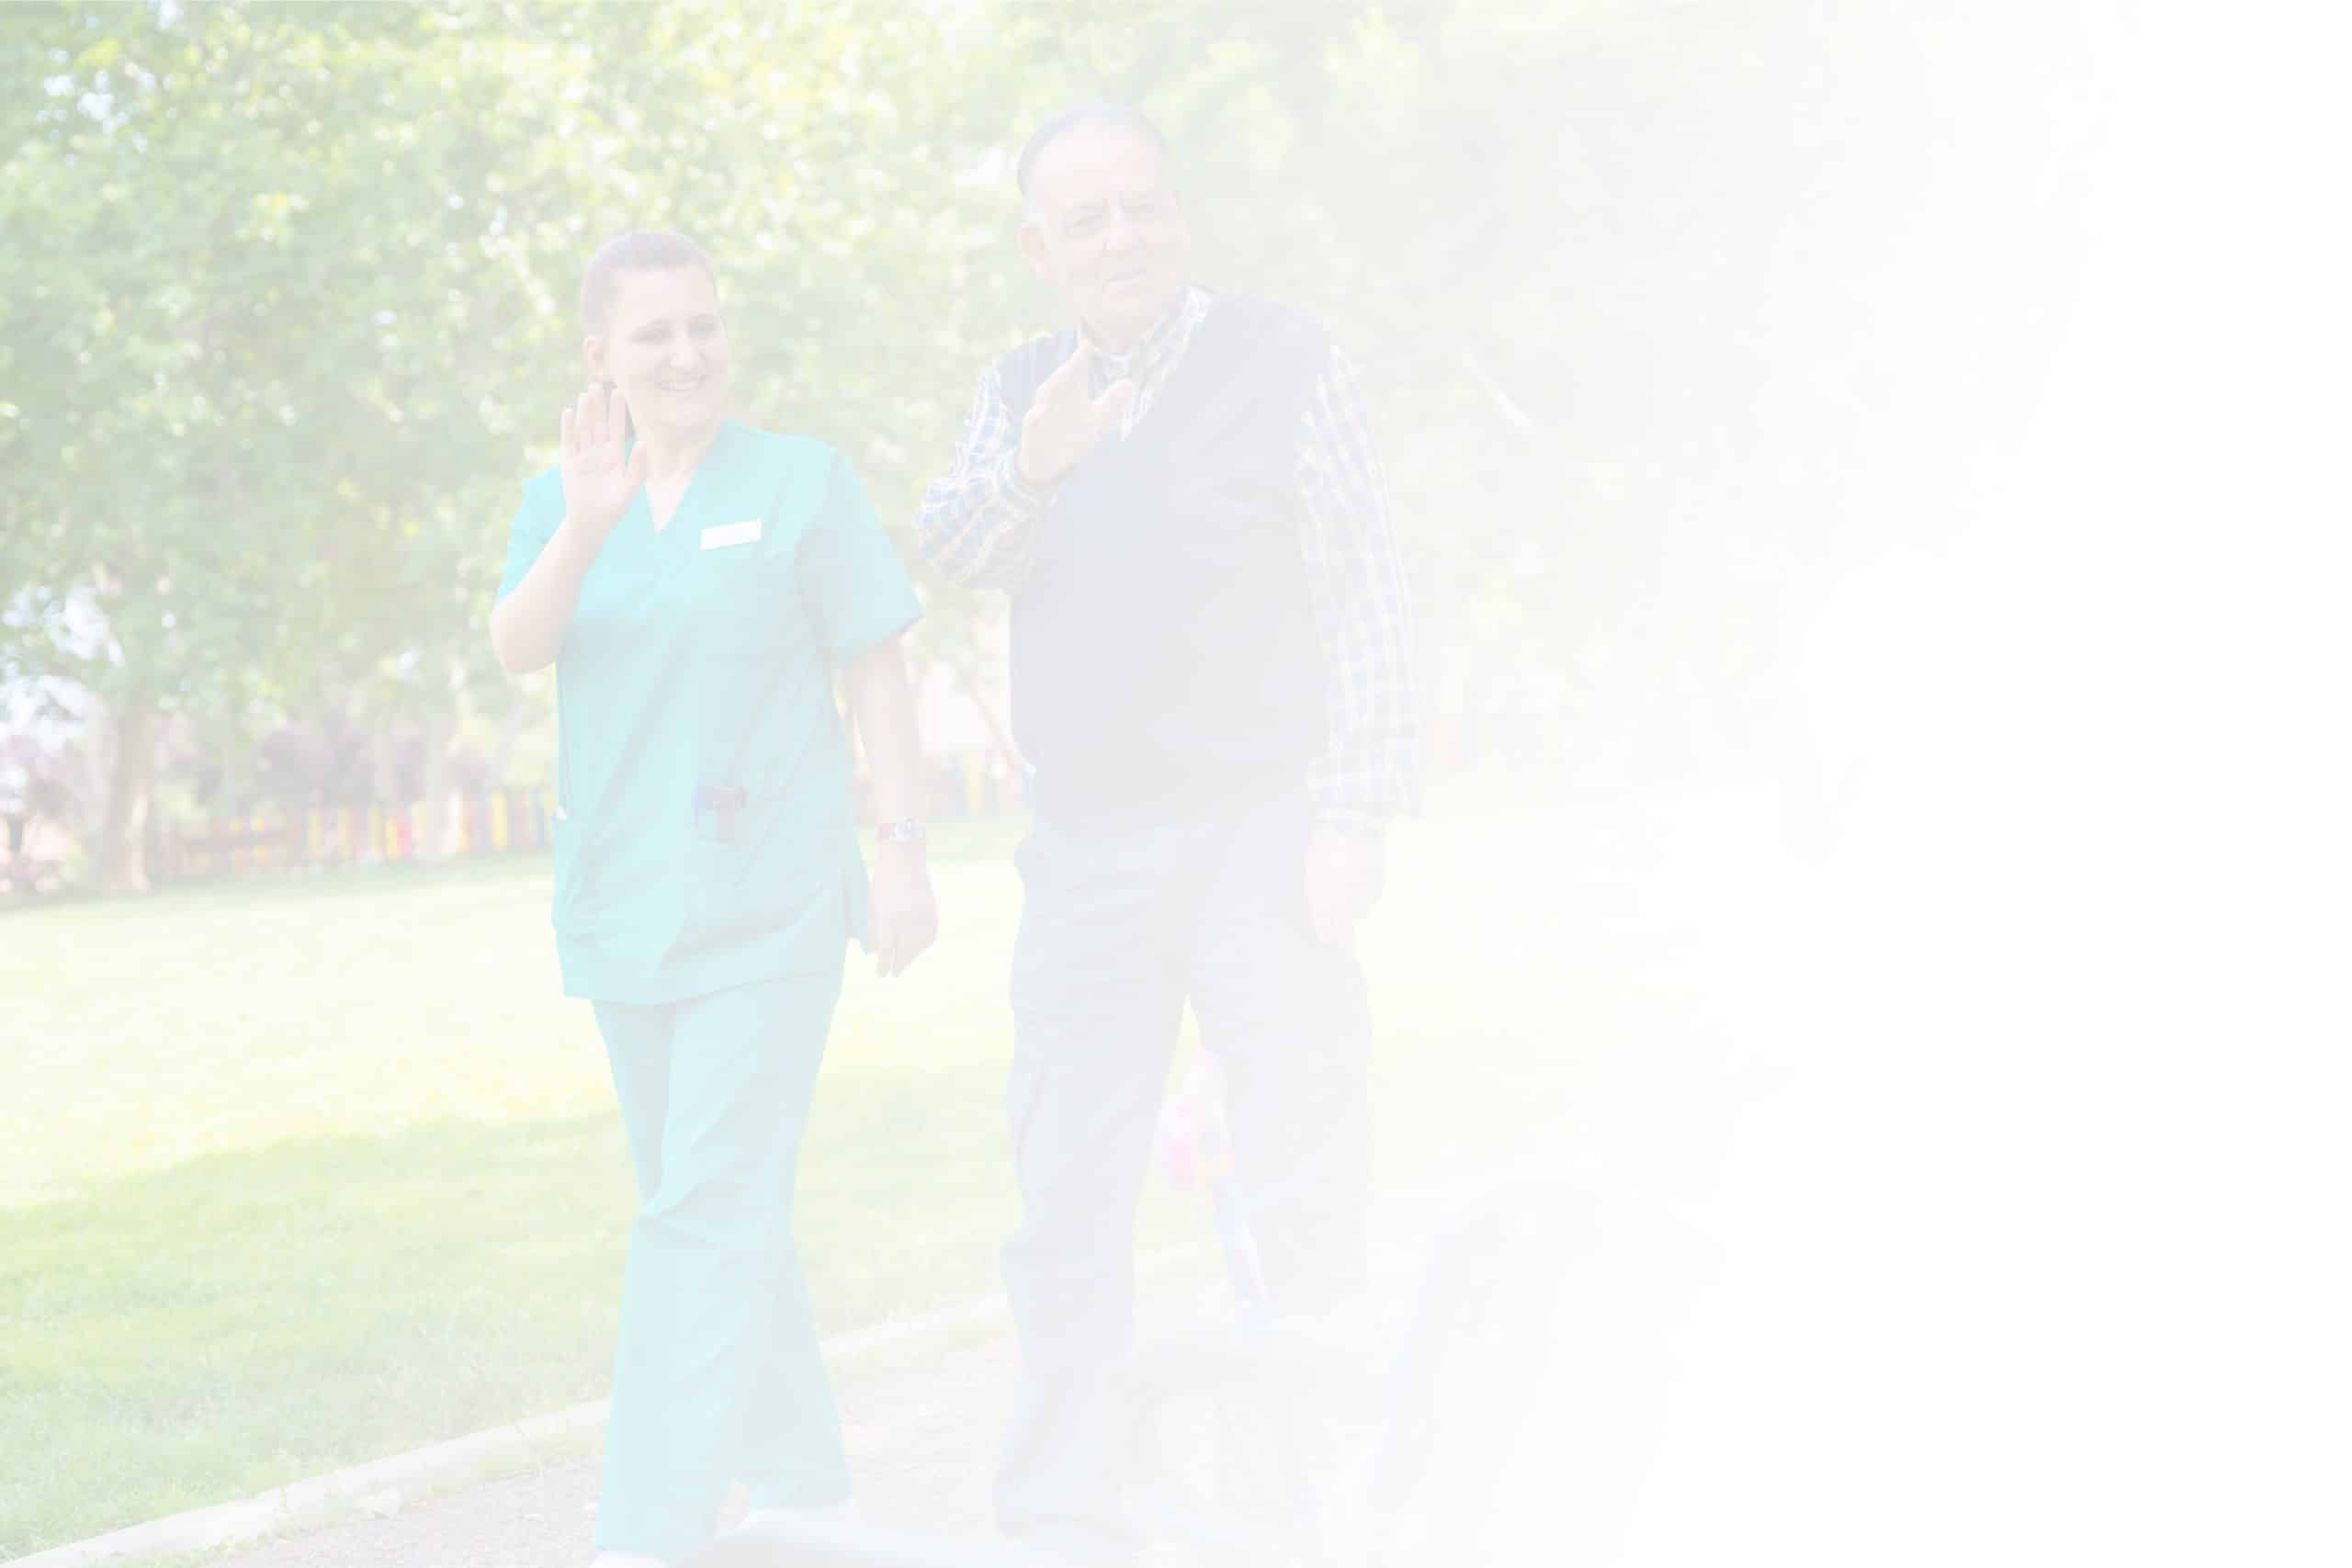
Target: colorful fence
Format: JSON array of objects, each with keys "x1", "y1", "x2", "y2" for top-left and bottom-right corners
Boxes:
[
  {"x1": 155, "y1": 768, "x2": 1034, "y2": 883},
  {"x1": 935, "y1": 754, "x2": 1025, "y2": 820},
  {"x1": 155, "y1": 790, "x2": 553, "y2": 882}
]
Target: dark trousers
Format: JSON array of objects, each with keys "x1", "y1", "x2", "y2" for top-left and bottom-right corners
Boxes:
[{"x1": 994, "y1": 785, "x2": 1372, "y2": 1563}]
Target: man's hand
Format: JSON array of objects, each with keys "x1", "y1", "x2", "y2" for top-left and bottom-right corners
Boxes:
[
  {"x1": 866, "y1": 841, "x2": 938, "y2": 978},
  {"x1": 558, "y1": 385, "x2": 649, "y2": 544},
  {"x1": 1017, "y1": 344, "x2": 1136, "y2": 487},
  {"x1": 1305, "y1": 824, "x2": 1385, "y2": 949}
]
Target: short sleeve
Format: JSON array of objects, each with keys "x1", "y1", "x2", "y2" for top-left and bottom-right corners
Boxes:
[
  {"x1": 493, "y1": 475, "x2": 563, "y2": 607},
  {"x1": 797, "y1": 450, "x2": 923, "y2": 662}
]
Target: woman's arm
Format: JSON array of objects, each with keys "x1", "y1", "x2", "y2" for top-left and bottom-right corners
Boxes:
[
  {"x1": 490, "y1": 519, "x2": 602, "y2": 673},
  {"x1": 490, "y1": 388, "x2": 646, "y2": 674},
  {"x1": 842, "y1": 634, "x2": 938, "y2": 976}
]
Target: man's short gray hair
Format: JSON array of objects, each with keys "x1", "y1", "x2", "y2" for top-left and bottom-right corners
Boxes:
[{"x1": 1015, "y1": 101, "x2": 1170, "y2": 200}]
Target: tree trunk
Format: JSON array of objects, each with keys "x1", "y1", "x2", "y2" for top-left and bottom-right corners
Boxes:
[
  {"x1": 485, "y1": 689, "x2": 529, "y2": 783},
  {"x1": 417, "y1": 706, "x2": 456, "y2": 861},
  {"x1": 93, "y1": 695, "x2": 154, "y2": 892},
  {"x1": 943, "y1": 650, "x2": 1025, "y2": 774},
  {"x1": 366, "y1": 728, "x2": 398, "y2": 861}
]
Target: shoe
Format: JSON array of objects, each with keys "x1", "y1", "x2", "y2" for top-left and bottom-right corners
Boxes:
[{"x1": 738, "y1": 1497, "x2": 860, "y2": 1532}]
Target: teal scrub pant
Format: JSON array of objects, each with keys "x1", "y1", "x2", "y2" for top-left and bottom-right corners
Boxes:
[{"x1": 590, "y1": 962, "x2": 852, "y2": 1562}]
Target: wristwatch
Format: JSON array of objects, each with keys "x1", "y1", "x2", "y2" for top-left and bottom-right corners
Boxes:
[{"x1": 876, "y1": 818, "x2": 926, "y2": 847}]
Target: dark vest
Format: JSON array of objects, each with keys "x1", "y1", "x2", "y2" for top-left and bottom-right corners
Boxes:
[{"x1": 999, "y1": 295, "x2": 1329, "y2": 827}]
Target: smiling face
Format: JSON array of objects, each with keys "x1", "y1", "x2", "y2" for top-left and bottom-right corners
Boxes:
[
  {"x1": 582, "y1": 265, "x2": 729, "y2": 443},
  {"x1": 1018, "y1": 121, "x2": 1191, "y2": 352}
]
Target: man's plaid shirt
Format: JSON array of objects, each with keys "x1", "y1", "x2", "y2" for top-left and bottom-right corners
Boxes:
[{"x1": 915, "y1": 287, "x2": 1419, "y2": 831}]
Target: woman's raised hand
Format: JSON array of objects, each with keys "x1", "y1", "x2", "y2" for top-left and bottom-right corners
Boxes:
[{"x1": 558, "y1": 386, "x2": 650, "y2": 542}]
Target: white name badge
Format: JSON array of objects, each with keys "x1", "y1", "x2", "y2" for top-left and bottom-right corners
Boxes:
[{"x1": 700, "y1": 518, "x2": 763, "y2": 550}]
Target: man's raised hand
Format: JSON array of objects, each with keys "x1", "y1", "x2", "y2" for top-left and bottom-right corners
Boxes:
[{"x1": 1016, "y1": 344, "x2": 1136, "y2": 488}]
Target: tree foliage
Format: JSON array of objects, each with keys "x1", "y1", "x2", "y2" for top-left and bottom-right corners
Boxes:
[
  {"x1": 3, "y1": 0, "x2": 1629, "y2": 882},
  {"x1": 1, "y1": 0, "x2": 1017, "y2": 877}
]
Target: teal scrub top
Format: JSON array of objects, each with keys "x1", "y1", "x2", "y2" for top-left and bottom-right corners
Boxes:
[{"x1": 493, "y1": 420, "x2": 922, "y2": 1004}]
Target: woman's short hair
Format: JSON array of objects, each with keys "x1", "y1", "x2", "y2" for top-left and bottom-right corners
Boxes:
[{"x1": 580, "y1": 231, "x2": 717, "y2": 333}]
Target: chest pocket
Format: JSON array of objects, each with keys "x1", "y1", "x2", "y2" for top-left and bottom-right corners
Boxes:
[
  {"x1": 687, "y1": 524, "x2": 806, "y2": 660},
  {"x1": 673, "y1": 507, "x2": 830, "y2": 891},
  {"x1": 566, "y1": 540, "x2": 682, "y2": 654}
]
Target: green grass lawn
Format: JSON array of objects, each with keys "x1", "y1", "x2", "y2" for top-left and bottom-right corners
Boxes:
[{"x1": 0, "y1": 794, "x2": 1596, "y2": 1558}]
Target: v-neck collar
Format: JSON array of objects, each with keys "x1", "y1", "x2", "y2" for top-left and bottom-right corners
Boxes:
[
  {"x1": 628, "y1": 420, "x2": 733, "y2": 548},
  {"x1": 1076, "y1": 293, "x2": 1225, "y2": 461},
  {"x1": 1083, "y1": 286, "x2": 1209, "y2": 397}
]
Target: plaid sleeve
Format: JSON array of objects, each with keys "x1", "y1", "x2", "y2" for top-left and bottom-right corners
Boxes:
[
  {"x1": 1297, "y1": 346, "x2": 1421, "y2": 830},
  {"x1": 914, "y1": 362, "x2": 1047, "y2": 593}
]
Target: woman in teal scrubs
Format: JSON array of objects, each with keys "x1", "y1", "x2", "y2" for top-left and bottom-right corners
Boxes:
[{"x1": 489, "y1": 231, "x2": 936, "y2": 1568}]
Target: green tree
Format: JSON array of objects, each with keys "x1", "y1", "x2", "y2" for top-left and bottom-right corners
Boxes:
[
  {"x1": 6, "y1": 0, "x2": 1664, "y2": 891},
  {"x1": 2, "y1": 0, "x2": 1012, "y2": 885}
]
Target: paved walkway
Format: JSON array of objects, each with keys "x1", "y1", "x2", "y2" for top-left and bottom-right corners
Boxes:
[{"x1": 205, "y1": 1330, "x2": 1022, "y2": 1568}]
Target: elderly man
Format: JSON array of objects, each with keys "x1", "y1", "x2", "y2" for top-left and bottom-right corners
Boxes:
[{"x1": 916, "y1": 102, "x2": 1418, "y2": 1564}]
